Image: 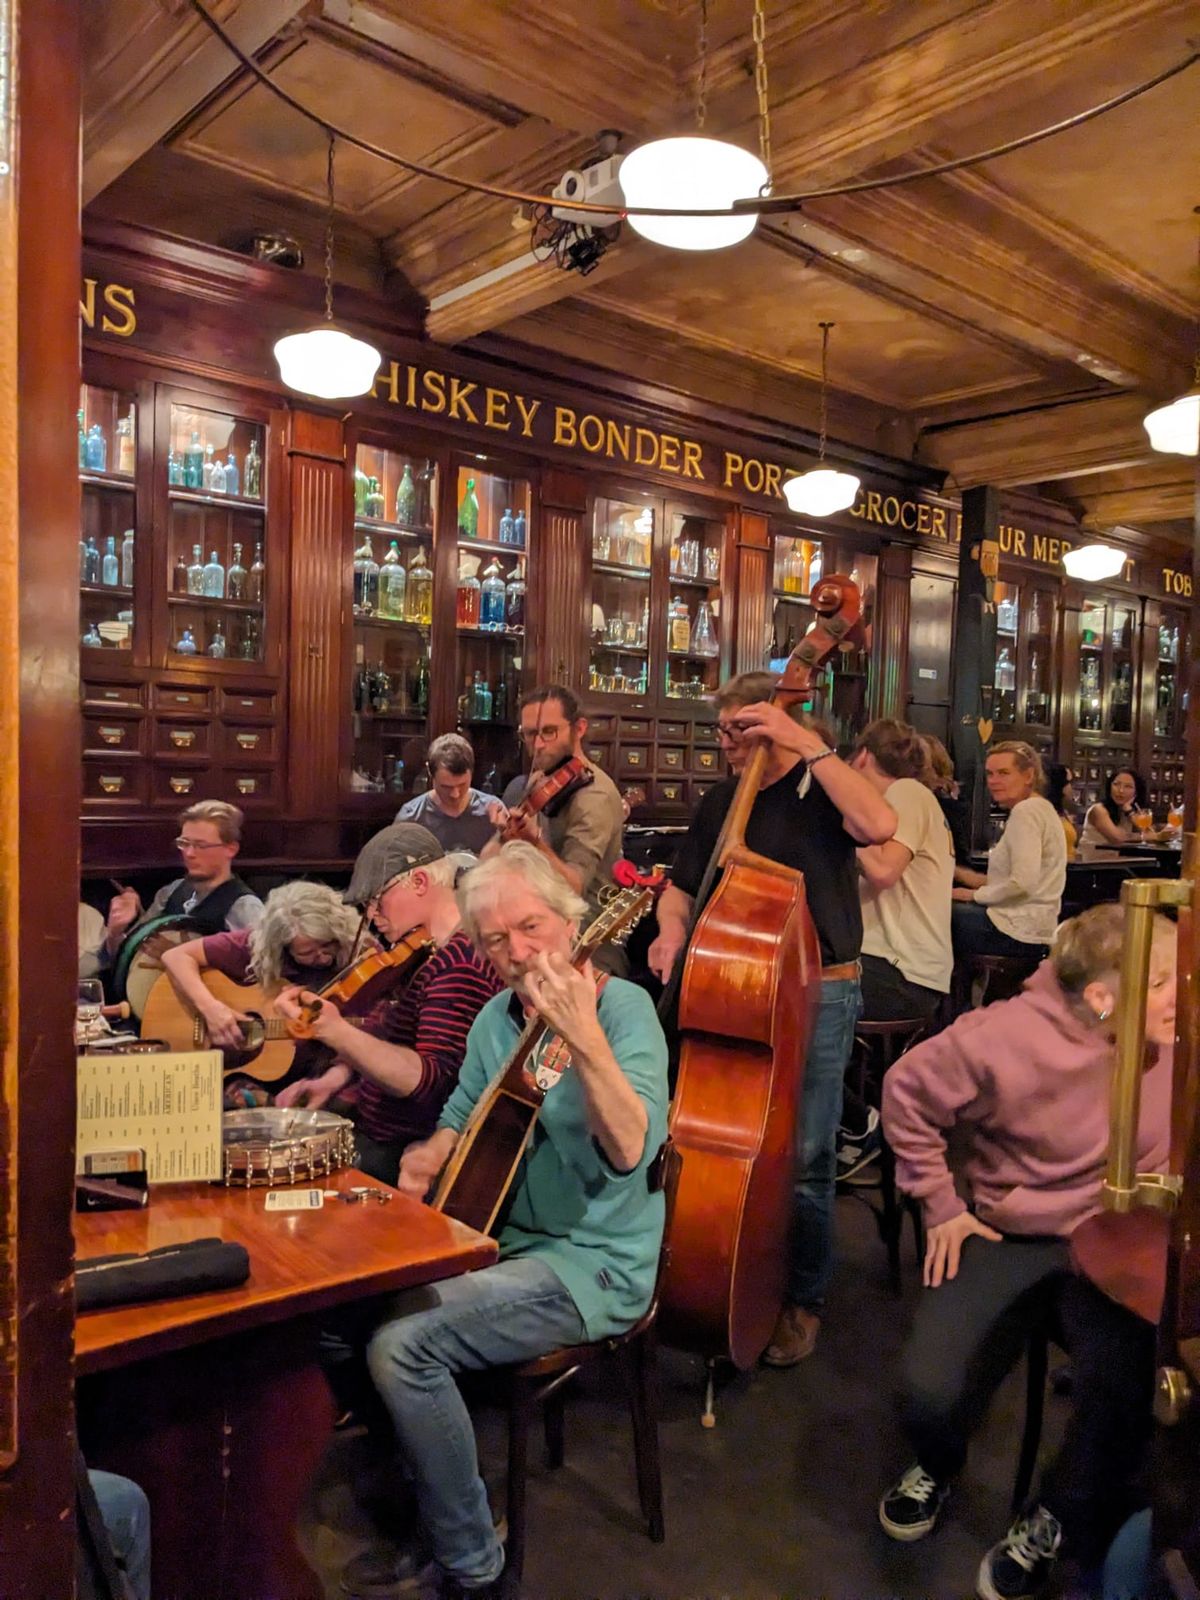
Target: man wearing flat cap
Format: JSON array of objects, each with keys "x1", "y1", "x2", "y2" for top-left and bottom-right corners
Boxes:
[{"x1": 274, "y1": 824, "x2": 502, "y2": 1183}]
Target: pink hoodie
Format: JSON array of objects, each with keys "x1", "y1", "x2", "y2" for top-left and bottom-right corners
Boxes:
[{"x1": 882, "y1": 960, "x2": 1171, "y2": 1236}]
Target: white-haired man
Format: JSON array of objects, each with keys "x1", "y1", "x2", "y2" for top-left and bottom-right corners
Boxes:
[
  {"x1": 274, "y1": 824, "x2": 502, "y2": 1183},
  {"x1": 341, "y1": 841, "x2": 668, "y2": 1600}
]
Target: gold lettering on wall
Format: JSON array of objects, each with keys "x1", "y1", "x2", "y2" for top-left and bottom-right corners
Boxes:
[
  {"x1": 1162, "y1": 567, "x2": 1193, "y2": 598},
  {"x1": 80, "y1": 278, "x2": 137, "y2": 337}
]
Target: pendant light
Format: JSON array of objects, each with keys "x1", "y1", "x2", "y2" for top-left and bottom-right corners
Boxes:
[
  {"x1": 621, "y1": 0, "x2": 770, "y2": 251},
  {"x1": 1061, "y1": 542, "x2": 1128, "y2": 582},
  {"x1": 274, "y1": 136, "x2": 381, "y2": 400},
  {"x1": 1142, "y1": 209, "x2": 1199, "y2": 456},
  {"x1": 783, "y1": 323, "x2": 861, "y2": 517}
]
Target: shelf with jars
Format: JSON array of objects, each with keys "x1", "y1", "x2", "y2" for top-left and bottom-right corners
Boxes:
[
  {"x1": 590, "y1": 493, "x2": 655, "y2": 698},
  {"x1": 79, "y1": 381, "x2": 139, "y2": 657},
  {"x1": 992, "y1": 580, "x2": 1058, "y2": 741},
  {"x1": 1076, "y1": 594, "x2": 1139, "y2": 738},
  {"x1": 664, "y1": 510, "x2": 723, "y2": 702},
  {"x1": 348, "y1": 440, "x2": 437, "y2": 801}
]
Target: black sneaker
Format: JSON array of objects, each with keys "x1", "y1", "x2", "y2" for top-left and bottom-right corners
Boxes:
[
  {"x1": 976, "y1": 1506, "x2": 1063, "y2": 1600},
  {"x1": 878, "y1": 1463, "x2": 951, "y2": 1541},
  {"x1": 836, "y1": 1107, "x2": 882, "y2": 1185}
]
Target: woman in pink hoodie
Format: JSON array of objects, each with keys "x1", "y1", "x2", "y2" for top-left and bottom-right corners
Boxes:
[{"x1": 878, "y1": 902, "x2": 1176, "y2": 1600}]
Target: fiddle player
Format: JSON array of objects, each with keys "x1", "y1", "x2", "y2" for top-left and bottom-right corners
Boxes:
[
  {"x1": 648, "y1": 672, "x2": 896, "y2": 1366},
  {"x1": 338, "y1": 841, "x2": 668, "y2": 1600},
  {"x1": 273, "y1": 824, "x2": 502, "y2": 1184},
  {"x1": 488, "y1": 683, "x2": 627, "y2": 974}
]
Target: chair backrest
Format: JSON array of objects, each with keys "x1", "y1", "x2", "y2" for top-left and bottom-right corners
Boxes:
[{"x1": 647, "y1": 1138, "x2": 683, "y2": 1305}]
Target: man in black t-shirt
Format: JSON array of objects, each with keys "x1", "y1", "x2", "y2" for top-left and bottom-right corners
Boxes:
[{"x1": 649, "y1": 672, "x2": 896, "y2": 1367}]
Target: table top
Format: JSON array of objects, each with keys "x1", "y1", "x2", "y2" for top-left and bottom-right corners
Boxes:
[
  {"x1": 75, "y1": 1169, "x2": 497, "y2": 1375},
  {"x1": 1070, "y1": 1206, "x2": 1168, "y2": 1325}
]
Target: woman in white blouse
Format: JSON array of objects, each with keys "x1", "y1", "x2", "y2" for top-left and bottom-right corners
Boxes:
[{"x1": 951, "y1": 742, "x2": 1067, "y2": 956}]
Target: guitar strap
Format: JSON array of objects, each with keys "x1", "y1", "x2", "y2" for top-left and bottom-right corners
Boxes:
[{"x1": 528, "y1": 973, "x2": 611, "y2": 1093}]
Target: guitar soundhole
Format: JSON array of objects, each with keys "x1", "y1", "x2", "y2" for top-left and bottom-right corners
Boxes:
[{"x1": 229, "y1": 1013, "x2": 266, "y2": 1062}]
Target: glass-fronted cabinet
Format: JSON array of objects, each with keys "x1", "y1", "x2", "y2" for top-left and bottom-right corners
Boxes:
[
  {"x1": 992, "y1": 579, "x2": 1057, "y2": 741},
  {"x1": 79, "y1": 382, "x2": 138, "y2": 656},
  {"x1": 590, "y1": 493, "x2": 652, "y2": 697},
  {"x1": 1077, "y1": 593, "x2": 1138, "y2": 736},
  {"x1": 164, "y1": 400, "x2": 267, "y2": 665},
  {"x1": 666, "y1": 509, "x2": 723, "y2": 701},
  {"x1": 349, "y1": 440, "x2": 436, "y2": 797},
  {"x1": 453, "y1": 459, "x2": 530, "y2": 790},
  {"x1": 1154, "y1": 603, "x2": 1188, "y2": 742}
]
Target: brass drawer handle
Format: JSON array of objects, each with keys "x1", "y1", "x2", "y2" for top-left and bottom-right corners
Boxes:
[
  {"x1": 236, "y1": 698, "x2": 258, "y2": 708},
  {"x1": 169, "y1": 729, "x2": 196, "y2": 749},
  {"x1": 698, "y1": 751, "x2": 716, "y2": 769},
  {"x1": 235, "y1": 777, "x2": 257, "y2": 795},
  {"x1": 235, "y1": 732, "x2": 260, "y2": 750},
  {"x1": 661, "y1": 784, "x2": 681, "y2": 800},
  {"x1": 663, "y1": 750, "x2": 681, "y2": 767},
  {"x1": 98, "y1": 774, "x2": 126, "y2": 795},
  {"x1": 626, "y1": 750, "x2": 643, "y2": 767},
  {"x1": 172, "y1": 695, "x2": 193, "y2": 704},
  {"x1": 98, "y1": 725, "x2": 126, "y2": 746},
  {"x1": 169, "y1": 775, "x2": 195, "y2": 795}
]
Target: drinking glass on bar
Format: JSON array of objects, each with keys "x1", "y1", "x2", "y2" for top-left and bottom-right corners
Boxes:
[{"x1": 77, "y1": 979, "x2": 105, "y2": 1046}]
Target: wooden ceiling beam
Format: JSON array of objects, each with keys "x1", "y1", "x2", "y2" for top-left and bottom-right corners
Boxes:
[
  {"x1": 1075, "y1": 477, "x2": 1198, "y2": 530},
  {"x1": 917, "y1": 393, "x2": 1158, "y2": 488},
  {"x1": 82, "y1": 0, "x2": 312, "y2": 205}
]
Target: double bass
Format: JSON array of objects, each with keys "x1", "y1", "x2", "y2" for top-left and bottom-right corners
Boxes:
[{"x1": 660, "y1": 574, "x2": 862, "y2": 1371}]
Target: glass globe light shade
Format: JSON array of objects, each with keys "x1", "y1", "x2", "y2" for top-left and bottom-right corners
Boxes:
[
  {"x1": 274, "y1": 325, "x2": 382, "y2": 400},
  {"x1": 782, "y1": 467, "x2": 861, "y2": 517},
  {"x1": 1061, "y1": 542, "x2": 1127, "y2": 582},
  {"x1": 1142, "y1": 386, "x2": 1199, "y2": 456},
  {"x1": 620, "y1": 137, "x2": 768, "y2": 251}
]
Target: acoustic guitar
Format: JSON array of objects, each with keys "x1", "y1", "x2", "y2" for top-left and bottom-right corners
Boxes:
[
  {"x1": 139, "y1": 970, "x2": 300, "y2": 1082},
  {"x1": 433, "y1": 885, "x2": 653, "y2": 1235}
]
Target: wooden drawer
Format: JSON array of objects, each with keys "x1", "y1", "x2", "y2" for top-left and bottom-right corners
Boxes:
[
  {"x1": 219, "y1": 687, "x2": 278, "y2": 723},
  {"x1": 218, "y1": 722, "x2": 276, "y2": 763},
  {"x1": 618, "y1": 744, "x2": 651, "y2": 776},
  {"x1": 584, "y1": 743, "x2": 613, "y2": 772},
  {"x1": 83, "y1": 759, "x2": 148, "y2": 807},
  {"x1": 154, "y1": 684, "x2": 213, "y2": 715},
  {"x1": 83, "y1": 678, "x2": 145, "y2": 712},
  {"x1": 153, "y1": 720, "x2": 212, "y2": 759},
  {"x1": 619, "y1": 717, "x2": 653, "y2": 737},
  {"x1": 224, "y1": 768, "x2": 281, "y2": 808},
  {"x1": 652, "y1": 779, "x2": 687, "y2": 807},
  {"x1": 585, "y1": 714, "x2": 617, "y2": 737},
  {"x1": 83, "y1": 714, "x2": 146, "y2": 757},
  {"x1": 151, "y1": 765, "x2": 214, "y2": 805},
  {"x1": 692, "y1": 746, "x2": 722, "y2": 774},
  {"x1": 657, "y1": 745, "x2": 687, "y2": 774},
  {"x1": 693, "y1": 722, "x2": 719, "y2": 745},
  {"x1": 657, "y1": 721, "x2": 688, "y2": 740}
]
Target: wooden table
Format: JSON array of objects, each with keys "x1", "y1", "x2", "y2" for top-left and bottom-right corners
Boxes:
[{"x1": 76, "y1": 1170, "x2": 496, "y2": 1600}]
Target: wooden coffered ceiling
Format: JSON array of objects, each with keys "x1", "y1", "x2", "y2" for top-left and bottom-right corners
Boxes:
[{"x1": 84, "y1": 0, "x2": 1199, "y2": 547}]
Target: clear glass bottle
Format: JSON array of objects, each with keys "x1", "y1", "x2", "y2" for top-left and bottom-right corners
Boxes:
[
  {"x1": 364, "y1": 476, "x2": 385, "y2": 521},
  {"x1": 379, "y1": 541, "x2": 407, "y2": 620},
  {"x1": 470, "y1": 669, "x2": 486, "y2": 719},
  {"x1": 120, "y1": 529, "x2": 135, "y2": 588},
  {"x1": 1169, "y1": 625, "x2": 1180, "y2": 663},
  {"x1": 416, "y1": 460, "x2": 435, "y2": 526},
  {"x1": 413, "y1": 654, "x2": 430, "y2": 714},
  {"x1": 499, "y1": 507, "x2": 515, "y2": 545},
  {"x1": 186, "y1": 544, "x2": 205, "y2": 595},
  {"x1": 227, "y1": 542, "x2": 247, "y2": 601},
  {"x1": 457, "y1": 676, "x2": 472, "y2": 724},
  {"x1": 167, "y1": 448, "x2": 183, "y2": 487},
  {"x1": 245, "y1": 438, "x2": 262, "y2": 500},
  {"x1": 79, "y1": 537, "x2": 88, "y2": 583},
  {"x1": 202, "y1": 550, "x2": 226, "y2": 598},
  {"x1": 202, "y1": 443, "x2": 216, "y2": 492},
  {"x1": 395, "y1": 463, "x2": 417, "y2": 525},
  {"x1": 996, "y1": 646, "x2": 1015, "y2": 691},
  {"x1": 1029, "y1": 592, "x2": 1043, "y2": 634},
  {"x1": 239, "y1": 614, "x2": 261, "y2": 661},
  {"x1": 85, "y1": 424, "x2": 107, "y2": 473},
  {"x1": 353, "y1": 536, "x2": 379, "y2": 613},
  {"x1": 808, "y1": 543, "x2": 823, "y2": 591},
  {"x1": 478, "y1": 676, "x2": 493, "y2": 721},
  {"x1": 116, "y1": 407, "x2": 136, "y2": 475},
  {"x1": 997, "y1": 591, "x2": 1018, "y2": 634},
  {"x1": 100, "y1": 535, "x2": 119, "y2": 587},
  {"x1": 456, "y1": 564, "x2": 481, "y2": 628},
  {"x1": 505, "y1": 560, "x2": 526, "y2": 631},
  {"x1": 209, "y1": 457, "x2": 226, "y2": 495},
  {"x1": 82, "y1": 621, "x2": 103, "y2": 648},
  {"x1": 480, "y1": 559, "x2": 506, "y2": 631},
  {"x1": 692, "y1": 599, "x2": 717, "y2": 657},
  {"x1": 175, "y1": 627, "x2": 198, "y2": 656},
  {"x1": 207, "y1": 628, "x2": 227, "y2": 659},
  {"x1": 354, "y1": 465, "x2": 370, "y2": 518},
  {"x1": 637, "y1": 595, "x2": 649, "y2": 649},
  {"x1": 514, "y1": 509, "x2": 526, "y2": 546},
  {"x1": 458, "y1": 477, "x2": 480, "y2": 539},
  {"x1": 77, "y1": 409, "x2": 87, "y2": 470},
  {"x1": 223, "y1": 454, "x2": 240, "y2": 497},
  {"x1": 247, "y1": 542, "x2": 265, "y2": 603},
  {"x1": 82, "y1": 537, "x2": 101, "y2": 585},
  {"x1": 405, "y1": 547, "x2": 433, "y2": 625},
  {"x1": 181, "y1": 432, "x2": 203, "y2": 489}
]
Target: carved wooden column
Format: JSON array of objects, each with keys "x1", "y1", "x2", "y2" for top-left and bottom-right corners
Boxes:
[
  {"x1": 285, "y1": 410, "x2": 346, "y2": 819},
  {"x1": 536, "y1": 467, "x2": 588, "y2": 693},
  {"x1": 952, "y1": 486, "x2": 1001, "y2": 849},
  {"x1": 869, "y1": 541, "x2": 912, "y2": 722},
  {"x1": 732, "y1": 508, "x2": 770, "y2": 676}
]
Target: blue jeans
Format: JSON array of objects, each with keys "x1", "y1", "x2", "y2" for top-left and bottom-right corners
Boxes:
[
  {"x1": 366, "y1": 1256, "x2": 585, "y2": 1586},
  {"x1": 89, "y1": 1470, "x2": 151, "y2": 1600},
  {"x1": 788, "y1": 976, "x2": 861, "y2": 1312}
]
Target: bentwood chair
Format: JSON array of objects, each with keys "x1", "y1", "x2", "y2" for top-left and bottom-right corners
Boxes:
[
  {"x1": 503, "y1": 1140, "x2": 682, "y2": 1584},
  {"x1": 850, "y1": 1017, "x2": 930, "y2": 1294}
]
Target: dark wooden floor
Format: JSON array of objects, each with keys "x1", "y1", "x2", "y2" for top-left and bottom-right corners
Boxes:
[{"x1": 303, "y1": 1192, "x2": 1064, "y2": 1599}]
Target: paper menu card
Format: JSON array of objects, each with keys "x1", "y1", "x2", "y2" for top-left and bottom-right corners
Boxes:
[{"x1": 77, "y1": 1051, "x2": 223, "y2": 1183}]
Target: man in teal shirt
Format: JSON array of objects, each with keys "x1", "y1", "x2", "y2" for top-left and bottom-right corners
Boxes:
[{"x1": 353, "y1": 842, "x2": 668, "y2": 1600}]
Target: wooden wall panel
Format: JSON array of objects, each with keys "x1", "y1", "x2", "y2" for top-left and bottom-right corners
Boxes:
[
  {"x1": 537, "y1": 509, "x2": 586, "y2": 691},
  {"x1": 733, "y1": 509, "x2": 770, "y2": 676},
  {"x1": 286, "y1": 415, "x2": 346, "y2": 818},
  {"x1": 870, "y1": 541, "x2": 912, "y2": 722}
]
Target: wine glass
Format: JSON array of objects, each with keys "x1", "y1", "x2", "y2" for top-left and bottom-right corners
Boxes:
[
  {"x1": 1167, "y1": 797, "x2": 1184, "y2": 830},
  {"x1": 76, "y1": 979, "x2": 104, "y2": 1045},
  {"x1": 1131, "y1": 807, "x2": 1153, "y2": 837}
]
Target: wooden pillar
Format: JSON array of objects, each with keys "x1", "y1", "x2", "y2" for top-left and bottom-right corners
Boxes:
[
  {"x1": 951, "y1": 487, "x2": 1001, "y2": 850},
  {"x1": 732, "y1": 508, "x2": 770, "y2": 675},
  {"x1": 869, "y1": 542, "x2": 912, "y2": 722},
  {"x1": 0, "y1": 0, "x2": 83, "y2": 1589},
  {"x1": 536, "y1": 467, "x2": 588, "y2": 694}
]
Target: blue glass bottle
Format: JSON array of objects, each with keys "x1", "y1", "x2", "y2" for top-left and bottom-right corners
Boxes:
[
  {"x1": 77, "y1": 410, "x2": 87, "y2": 470},
  {"x1": 175, "y1": 627, "x2": 198, "y2": 656},
  {"x1": 167, "y1": 449, "x2": 183, "y2": 487},
  {"x1": 85, "y1": 424, "x2": 107, "y2": 473},
  {"x1": 514, "y1": 509, "x2": 526, "y2": 546},
  {"x1": 83, "y1": 537, "x2": 100, "y2": 585},
  {"x1": 479, "y1": 559, "x2": 506, "y2": 631},
  {"x1": 183, "y1": 432, "x2": 204, "y2": 489},
  {"x1": 101, "y1": 536, "x2": 119, "y2": 587},
  {"x1": 498, "y1": 507, "x2": 515, "y2": 545},
  {"x1": 223, "y1": 454, "x2": 240, "y2": 497},
  {"x1": 202, "y1": 550, "x2": 226, "y2": 598},
  {"x1": 478, "y1": 677, "x2": 493, "y2": 720}
]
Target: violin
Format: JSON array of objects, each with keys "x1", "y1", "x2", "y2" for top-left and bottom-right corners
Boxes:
[
  {"x1": 286, "y1": 925, "x2": 436, "y2": 1038},
  {"x1": 497, "y1": 756, "x2": 594, "y2": 842}
]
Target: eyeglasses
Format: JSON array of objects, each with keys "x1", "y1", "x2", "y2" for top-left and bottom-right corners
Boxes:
[
  {"x1": 715, "y1": 720, "x2": 750, "y2": 741},
  {"x1": 520, "y1": 723, "x2": 566, "y2": 745},
  {"x1": 175, "y1": 837, "x2": 227, "y2": 852}
]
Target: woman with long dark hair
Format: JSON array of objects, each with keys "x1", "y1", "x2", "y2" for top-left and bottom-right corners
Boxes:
[{"x1": 1078, "y1": 767, "x2": 1168, "y2": 853}]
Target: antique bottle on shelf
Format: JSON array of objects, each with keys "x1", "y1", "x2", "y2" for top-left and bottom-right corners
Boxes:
[
  {"x1": 808, "y1": 543, "x2": 823, "y2": 590},
  {"x1": 505, "y1": 559, "x2": 526, "y2": 631},
  {"x1": 996, "y1": 647, "x2": 1015, "y2": 692},
  {"x1": 494, "y1": 677, "x2": 509, "y2": 723},
  {"x1": 245, "y1": 438, "x2": 262, "y2": 500},
  {"x1": 207, "y1": 629, "x2": 227, "y2": 659},
  {"x1": 116, "y1": 407, "x2": 135, "y2": 475},
  {"x1": 456, "y1": 560, "x2": 481, "y2": 628},
  {"x1": 637, "y1": 595, "x2": 649, "y2": 649},
  {"x1": 82, "y1": 536, "x2": 101, "y2": 585},
  {"x1": 1159, "y1": 623, "x2": 1171, "y2": 660},
  {"x1": 167, "y1": 448, "x2": 183, "y2": 487},
  {"x1": 457, "y1": 675, "x2": 472, "y2": 724},
  {"x1": 182, "y1": 432, "x2": 203, "y2": 489},
  {"x1": 395, "y1": 463, "x2": 418, "y2": 525},
  {"x1": 171, "y1": 550, "x2": 187, "y2": 592},
  {"x1": 185, "y1": 544, "x2": 205, "y2": 594},
  {"x1": 669, "y1": 596, "x2": 691, "y2": 653},
  {"x1": 416, "y1": 460, "x2": 434, "y2": 525},
  {"x1": 692, "y1": 599, "x2": 718, "y2": 657},
  {"x1": 469, "y1": 670, "x2": 485, "y2": 720},
  {"x1": 669, "y1": 527, "x2": 681, "y2": 575},
  {"x1": 354, "y1": 466, "x2": 370, "y2": 518},
  {"x1": 458, "y1": 477, "x2": 480, "y2": 539},
  {"x1": 247, "y1": 542, "x2": 265, "y2": 604},
  {"x1": 120, "y1": 528, "x2": 134, "y2": 588},
  {"x1": 210, "y1": 456, "x2": 226, "y2": 495},
  {"x1": 1028, "y1": 592, "x2": 1043, "y2": 634},
  {"x1": 679, "y1": 535, "x2": 700, "y2": 578},
  {"x1": 703, "y1": 543, "x2": 720, "y2": 582},
  {"x1": 499, "y1": 507, "x2": 515, "y2": 545},
  {"x1": 1169, "y1": 625, "x2": 1180, "y2": 663},
  {"x1": 353, "y1": 535, "x2": 380, "y2": 613},
  {"x1": 478, "y1": 676, "x2": 493, "y2": 721},
  {"x1": 239, "y1": 614, "x2": 261, "y2": 660},
  {"x1": 227, "y1": 543, "x2": 247, "y2": 601},
  {"x1": 480, "y1": 559, "x2": 506, "y2": 631},
  {"x1": 101, "y1": 536, "x2": 119, "y2": 587},
  {"x1": 412, "y1": 655, "x2": 430, "y2": 714},
  {"x1": 202, "y1": 443, "x2": 216, "y2": 492},
  {"x1": 202, "y1": 550, "x2": 226, "y2": 598},
  {"x1": 85, "y1": 423, "x2": 107, "y2": 473},
  {"x1": 371, "y1": 666, "x2": 392, "y2": 713},
  {"x1": 514, "y1": 509, "x2": 526, "y2": 545},
  {"x1": 379, "y1": 542, "x2": 407, "y2": 619},
  {"x1": 364, "y1": 476, "x2": 385, "y2": 521},
  {"x1": 175, "y1": 627, "x2": 198, "y2": 656},
  {"x1": 78, "y1": 537, "x2": 88, "y2": 582},
  {"x1": 77, "y1": 409, "x2": 87, "y2": 470},
  {"x1": 405, "y1": 547, "x2": 433, "y2": 624},
  {"x1": 81, "y1": 620, "x2": 103, "y2": 648},
  {"x1": 223, "y1": 453, "x2": 240, "y2": 497}
]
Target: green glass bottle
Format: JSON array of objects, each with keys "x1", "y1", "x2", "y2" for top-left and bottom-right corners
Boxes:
[
  {"x1": 457, "y1": 476, "x2": 480, "y2": 539},
  {"x1": 395, "y1": 462, "x2": 418, "y2": 525}
]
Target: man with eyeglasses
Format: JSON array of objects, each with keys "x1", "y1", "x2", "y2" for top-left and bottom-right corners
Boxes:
[
  {"x1": 102, "y1": 800, "x2": 264, "y2": 960},
  {"x1": 648, "y1": 671, "x2": 897, "y2": 1368}
]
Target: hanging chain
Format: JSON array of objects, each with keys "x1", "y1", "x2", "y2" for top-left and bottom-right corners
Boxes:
[
  {"x1": 817, "y1": 322, "x2": 833, "y2": 462},
  {"x1": 323, "y1": 133, "x2": 335, "y2": 323},
  {"x1": 695, "y1": 0, "x2": 708, "y2": 131},
  {"x1": 752, "y1": 0, "x2": 772, "y2": 186}
]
